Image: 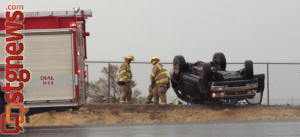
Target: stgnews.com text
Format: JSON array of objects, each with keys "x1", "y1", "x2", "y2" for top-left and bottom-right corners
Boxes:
[{"x1": 1, "y1": 5, "x2": 30, "y2": 134}]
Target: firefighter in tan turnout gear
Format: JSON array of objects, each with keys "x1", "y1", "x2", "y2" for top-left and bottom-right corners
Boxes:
[
  {"x1": 150, "y1": 57, "x2": 170, "y2": 105},
  {"x1": 118, "y1": 55, "x2": 134, "y2": 104}
]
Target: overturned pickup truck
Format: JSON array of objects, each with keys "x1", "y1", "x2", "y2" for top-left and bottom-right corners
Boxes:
[{"x1": 170, "y1": 53, "x2": 265, "y2": 105}]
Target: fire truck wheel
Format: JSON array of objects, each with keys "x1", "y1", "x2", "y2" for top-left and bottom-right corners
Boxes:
[
  {"x1": 72, "y1": 106, "x2": 80, "y2": 111},
  {"x1": 0, "y1": 96, "x2": 5, "y2": 115}
]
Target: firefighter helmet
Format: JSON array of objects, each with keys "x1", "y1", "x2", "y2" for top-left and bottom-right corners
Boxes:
[
  {"x1": 124, "y1": 55, "x2": 135, "y2": 61},
  {"x1": 151, "y1": 56, "x2": 160, "y2": 64}
]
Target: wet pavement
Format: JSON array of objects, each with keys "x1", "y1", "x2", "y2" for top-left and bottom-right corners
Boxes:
[{"x1": 2, "y1": 119, "x2": 300, "y2": 137}]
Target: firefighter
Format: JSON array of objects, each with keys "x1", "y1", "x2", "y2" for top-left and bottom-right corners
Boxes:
[
  {"x1": 145, "y1": 84, "x2": 155, "y2": 104},
  {"x1": 150, "y1": 57, "x2": 170, "y2": 105},
  {"x1": 118, "y1": 55, "x2": 134, "y2": 104}
]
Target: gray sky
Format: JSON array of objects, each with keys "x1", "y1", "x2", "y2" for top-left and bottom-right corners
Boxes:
[{"x1": 2, "y1": 0, "x2": 300, "y2": 63}]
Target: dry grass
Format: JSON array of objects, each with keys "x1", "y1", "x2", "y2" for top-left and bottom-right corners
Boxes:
[{"x1": 22, "y1": 104, "x2": 300, "y2": 127}]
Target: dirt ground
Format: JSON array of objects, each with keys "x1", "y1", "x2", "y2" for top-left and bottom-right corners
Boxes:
[{"x1": 22, "y1": 104, "x2": 300, "y2": 127}]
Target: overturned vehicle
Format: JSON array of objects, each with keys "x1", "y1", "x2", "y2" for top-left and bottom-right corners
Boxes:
[{"x1": 170, "y1": 53, "x2": 265, "y2": 105}]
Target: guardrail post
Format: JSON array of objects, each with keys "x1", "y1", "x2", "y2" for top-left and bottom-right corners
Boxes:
[
  {"x1": 267, "y1": 63, "x2": 269, "y2": 105},
  {"x1": 108, "y1": 62, "x2": 111, "y2": 103},
  {"x1": 86, "y1": 64, "x2": 89, "y2": 89}
]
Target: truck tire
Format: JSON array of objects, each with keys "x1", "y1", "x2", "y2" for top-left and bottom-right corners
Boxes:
[
  {"x1": 199, "y1": 63, "x2": 212, "y2": 93},
  {"x1": 244, "y1": 60, "x2": 254, "y2": 79},
  {"x1": 254, "y1": 74, "x2": 265, "y2": 93},
  {"x1": 173, "y1": 55, "x2": 186, "y2": 77},
  {"x1": 212, "y1": 52, "x2": 226, "y2": 70},
  {"x1": 202, "y1": 63, "x2": 212, "y2": 81},
  {"x1": 0, "y1": 96, "x2": 5, "y2": 115},
  {"x1": 71, "y1": 106, "x2": 80, "y2": 111}
]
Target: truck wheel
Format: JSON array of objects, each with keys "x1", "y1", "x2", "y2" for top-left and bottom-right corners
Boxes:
[
  {"x1": 0, "y1": 96, "x2": 5, "y2": 115},
  {"x1": 244, "y1": 60, "x2": 254, "y2": 79},
  {"x1": 254, "y1": 74, "x2": 265, "y2": 93},
  {"x1": 199, "y1": 63, "x2": 212, "y2": 93},
  {"x1": 72, "y1": 106, "x2": 80, "y2": 111},
  {"x1": 202, "y1": 63, "x2": 212, "y2": 81},
  {"x1": 212, "y1": 52, "x2": 226, "y2": 70},
  {"x1": 173, "y1": 55, "x2": 186, "y2": 77}
]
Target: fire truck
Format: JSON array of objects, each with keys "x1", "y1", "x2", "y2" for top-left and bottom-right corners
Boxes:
[{"x1": 0, "y1": 9, "x2": 92, "y2": 115}]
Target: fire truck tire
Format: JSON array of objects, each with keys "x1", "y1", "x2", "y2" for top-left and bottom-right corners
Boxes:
[
  {"x1": 0, "y1": 96, "x2": 5, "y2": 115},
  {"x1": 72, "y1": 106, "x2": 80, "y2": 111}
]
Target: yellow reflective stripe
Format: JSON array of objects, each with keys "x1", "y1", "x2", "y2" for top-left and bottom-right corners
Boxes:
[
  {"x1": 156, "y1": 78, "x2": 169, "y2": 84},
  {"x1": 119, "y1": 76, "x2": 127, "y2": 81},
  {"x1": 158, "y1": 71, "x2": 167, "y2": 76},
  {"x1": 120, "y1": 78, "x2": 131, "y2": 81},
  {"x1": 156, "y1": 63, "x2": 166, "y2": 70},
  {"x1": 120, "y1": 101, "x2": 126, "y2": 103},
  {"x1": 119, "y1": 70, "x2": 126, "y2": 74},
  {"x1": 156, "y1": 64, "x2": 162, "y2": 70},
  {"x1": 160, "y1": 102, "x2": 167, "y2": 105},
  {"x1": 151, "y1": 72, "x2": 155, "y2": 77},
  {"x1": 125, "y1": 63, "x2": 131, "y2": 76},
  {"x1": 125, "y1": 63, "x2": 131, "y2": 70}
]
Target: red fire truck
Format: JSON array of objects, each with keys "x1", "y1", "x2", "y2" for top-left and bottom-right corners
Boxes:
[{"x1": 0, "y1": 9, "x2": 92, "y2": 115}]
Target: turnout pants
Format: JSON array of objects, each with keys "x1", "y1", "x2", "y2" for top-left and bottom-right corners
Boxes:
[
  {"x1": 146, "y1": 85, "x2": 154, "y2": 103},
  {"x1": 153, "y1": 83, "x2": 168, "y2": 105},
  {"x1": 119, "y1": 82, "x2": 132, "y2": 103}
]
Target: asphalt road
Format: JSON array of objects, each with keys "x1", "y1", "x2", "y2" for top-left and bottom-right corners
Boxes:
[{"x1": 3, "y1": 119, "x2": 300, "y2": 137}]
